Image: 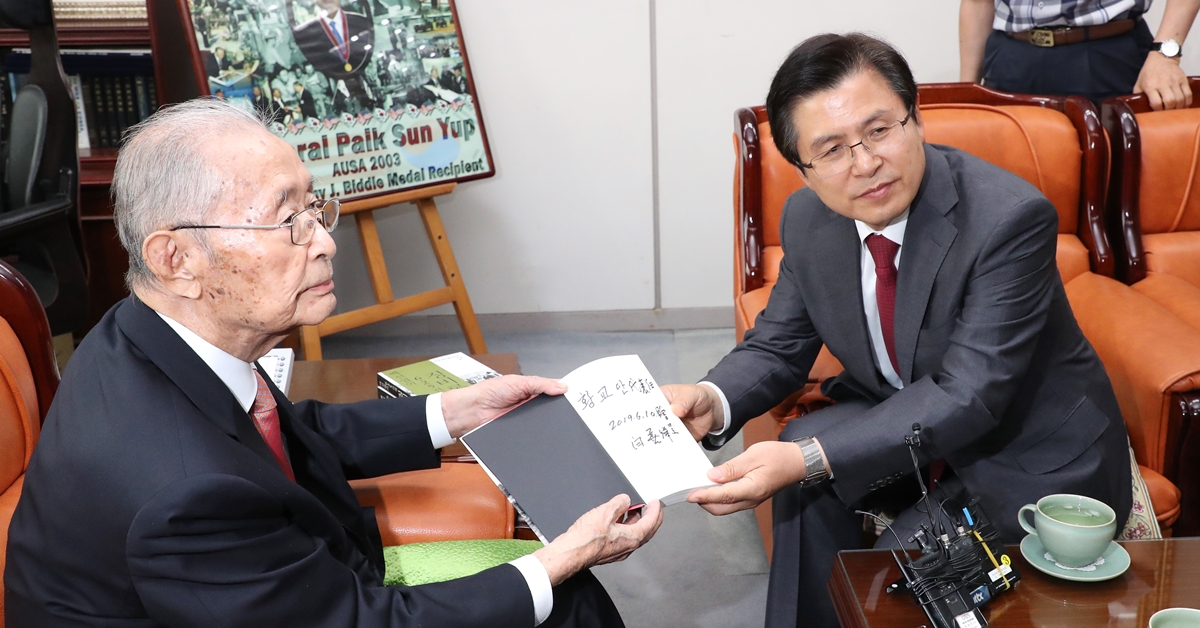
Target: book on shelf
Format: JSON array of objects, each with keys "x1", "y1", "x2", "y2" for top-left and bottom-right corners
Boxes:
[
  {"x1": 460, "y1": 355, "x2": 716, "y2": 543},
  {"x1": 377, "y1": 352, "x2": 500, "y2": 398},
  {"x1": 66, "y1": 74, "x2": 90, "y2": 150},
  {"x1": 3, "y1": 49, "x2": 155, "y2": 150}
]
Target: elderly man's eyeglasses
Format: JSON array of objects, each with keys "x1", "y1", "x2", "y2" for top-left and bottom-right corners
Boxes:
[
  {"x1": 171, "y1": 199, "x2": 341, "y2": 246},
  {"x1": 798, "y1": 113, "x2": 913, "y2": 178}
]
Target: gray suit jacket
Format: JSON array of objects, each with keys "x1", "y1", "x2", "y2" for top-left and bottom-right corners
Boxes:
[{"x1": 704, "y1": 144, "x2": 1131, "y2": 538}]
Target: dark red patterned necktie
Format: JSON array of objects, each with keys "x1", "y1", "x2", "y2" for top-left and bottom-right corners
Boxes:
[
  {"x1": 865, "y1": 234, "x2": 901, "y2": 375},
  {"x1": 252, "y1": 370, "x2": 295, "y2": 481}
]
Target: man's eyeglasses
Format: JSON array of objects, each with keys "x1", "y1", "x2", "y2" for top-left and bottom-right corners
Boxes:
[
  {"x1": 798, "y1": 113, "x2": 913, "y2": 178},
  {"x1": 171, "y1": 198, "x2": 341, "y2": 246}
]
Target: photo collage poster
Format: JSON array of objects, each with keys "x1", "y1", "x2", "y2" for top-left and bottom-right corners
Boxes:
[{"x1": 187, "y1": 0, "x2": 494, "y2": 201}]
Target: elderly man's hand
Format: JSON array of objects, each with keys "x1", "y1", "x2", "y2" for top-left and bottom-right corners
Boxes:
[
  {"x1": 660, "y1": 384, "x2": 722, "y2": 440},
  {"x1": 532, "y1": 495, "x2": 663, "y2": 586},
  {"x1": 1134, "y1": 52, "x2": 1193, "y2": 110},
  {"x1": 440, "y1": 375, "x2": 567, "y2": 439},
  {"x1": 687, "y1": 441, "x2": 808, "y2": 516}
]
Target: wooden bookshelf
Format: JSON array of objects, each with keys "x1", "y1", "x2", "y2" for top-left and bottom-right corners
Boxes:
[{"x1": 0, "y1": 25, "x2": 150, "y2": 48}]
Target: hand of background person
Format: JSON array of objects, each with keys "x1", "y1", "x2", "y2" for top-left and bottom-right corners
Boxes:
[
  {"x1": 533, "y1": 495, "x2": 664, "y2": 586},
  {"x1": 440, "y1": 375, "x2": 567, "y2": 439},
  {"x1": 687, "y1": 441, "x2": 808, "y2": 516},
  {"x1": 660, "y1": 383, "x2": 723, "y2": 440},
  {"x1": 1134, "y1": 52, "x2": 1193, "y2": 110}
]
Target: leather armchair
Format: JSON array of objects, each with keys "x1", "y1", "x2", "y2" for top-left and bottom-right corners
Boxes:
[
  {"x1": 0, "y1": 259, "x2": 59, "y2": 627},
  {"x1": 733, "y1": 83, "x2": 1200, "y2": 552},
  {"x1": 1101, "y1": 81, "x2": 1200, "y2": 535},
  {"x1": 350, "y1": 463, "x2": 515, "y2": 546}
]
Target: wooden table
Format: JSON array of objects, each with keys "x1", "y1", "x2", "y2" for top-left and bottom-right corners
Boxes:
[
  {"x1": 288, "y1": 354, "x2": 521, "y2": 460},
  {"x1": 829, "y1": 537, "x2": 1200, "y2": 627},
  {"x1": 288, "y1": 354, "x2": 520, "y2": 404}
]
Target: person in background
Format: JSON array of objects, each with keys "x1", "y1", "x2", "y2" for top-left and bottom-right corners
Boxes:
[{"x1": 960, "y1": 0, "x2": 1200, "y2": 109}]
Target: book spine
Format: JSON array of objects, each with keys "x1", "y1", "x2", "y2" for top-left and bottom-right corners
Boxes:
[
  {"x1": 375, "y1": 374, "x2": 411, "y2": 399},
  {"x1": 93, "y1": 76, "x2": 109, "y2": 148},
  {"x1": 80, "y1": 76, "x2": 100, "y2": 148},
  {"x1": 67, "y1": 74, "x2": 90, "y2": 150},
  {"x1": 133, "y1": 74, "x2": 149, "y2": 121},
  {"x1": 0, "y1": 74, "x2": 11, "y2": 145},
  {"x1": 119, "y1": 74, "x2": 135, "y2": 137},
  {"x1": 101, "y1": 76, "x2": 118, "y2": 147},
  {"x1": 147, "y1": 74, "x2": 158, "y2": 113}
]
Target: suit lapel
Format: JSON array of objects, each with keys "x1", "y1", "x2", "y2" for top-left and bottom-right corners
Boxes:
[
  {"x1": 809, "y1": 213, "x2": 882, "y2": 386},
  {"x1": 115, "y1": 297, "x2": 283, "y2": 472},
  {"x1": 262, "y1": 366, "x2": 382, "y2": 569},
  {"x1": 116, "y1": 298, "x2": 370, "y2": 562},
  {"x1": 894, "y1": 145, "x2": 959, "y2": 382},
  {"x1": 266, "y1": 373, "x2": 369, "y2": 536}
]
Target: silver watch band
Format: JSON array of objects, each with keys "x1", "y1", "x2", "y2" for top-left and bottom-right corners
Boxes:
[{"x1": 793, "y1": 437, "x2": 829, "y2": 487}]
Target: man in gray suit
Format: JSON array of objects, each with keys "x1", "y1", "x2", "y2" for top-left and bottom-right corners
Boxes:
[{"x1": 663, "y1": 33, "x2": 1131, "y2": 628}]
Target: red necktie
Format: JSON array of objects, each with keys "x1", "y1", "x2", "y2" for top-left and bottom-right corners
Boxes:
[
  {"x1": 251, "y1": 370, "x2": 295, "y2": 481},
  {"x1": 865, "y1": 234, "x2": 901, "y2": 375}
]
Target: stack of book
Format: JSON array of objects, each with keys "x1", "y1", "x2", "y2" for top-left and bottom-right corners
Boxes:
[{"x1": 52, "y1": 0, "x2": 148, "y2": 29}]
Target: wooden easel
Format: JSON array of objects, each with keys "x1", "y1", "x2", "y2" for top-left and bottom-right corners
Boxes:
[{"x1": 298, "y1": 182, "x2": 487, "y2": 360}]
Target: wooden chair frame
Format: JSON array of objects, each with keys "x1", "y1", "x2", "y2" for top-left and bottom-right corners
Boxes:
[
  {"x1": 0, "y1": 260, "x2": 59, "y2": 422},
  {"x1": 1100, "y1": 77, "x2": 1200, "y2": 285}
]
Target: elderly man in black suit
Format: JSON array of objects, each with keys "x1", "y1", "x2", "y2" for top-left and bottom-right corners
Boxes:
[
  {"x1": 664, "y1": 33, "x2": 1132, "y2": 628},
  {"x1": 4, "y1": 98, "x2": 662, "y2": 627}
]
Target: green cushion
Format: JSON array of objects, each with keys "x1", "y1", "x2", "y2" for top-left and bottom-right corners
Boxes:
[{"x1": 383, "y1": 539, "x2": 544, "y2": 586}]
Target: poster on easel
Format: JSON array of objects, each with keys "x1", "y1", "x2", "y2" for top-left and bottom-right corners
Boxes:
[{"x1": 184, "y1": 0, "x2": 494, "y2": 202}]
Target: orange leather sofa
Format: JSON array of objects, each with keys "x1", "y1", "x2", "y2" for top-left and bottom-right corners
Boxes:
[
  {"x1": 733, "y1": 84, "x2": 1200, "y2": 553},
  {"x1": 1102, "y1": 80, "x2": 1200, "y2": 535},
  {"x1": 0, "y1": 259, "x2": 59, "y2": 627}
]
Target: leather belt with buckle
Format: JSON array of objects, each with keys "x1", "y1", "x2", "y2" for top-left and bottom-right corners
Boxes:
[{"x1": 1009, "y1": 18, "x2": 1135, "y2": 47}]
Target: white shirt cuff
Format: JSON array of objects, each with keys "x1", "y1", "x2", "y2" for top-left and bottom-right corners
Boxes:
[
  {"x1": 425, "y1": 393, "x2": 455, "y2": 449},
  {"x1": 509, "y1": 553, "x2": 554, "y2": 626},
  {"x1": 698, "y1": 381, "x2": 732, "y2": 436}
]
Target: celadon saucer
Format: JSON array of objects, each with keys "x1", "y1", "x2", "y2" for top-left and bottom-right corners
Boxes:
[{"x1": 1019, "y1": 534, "x2": 1130, "y2": 582}]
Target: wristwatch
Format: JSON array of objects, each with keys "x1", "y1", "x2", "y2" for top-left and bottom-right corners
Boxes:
[
  {"x1": 1152, "y1": 39, "x2": 1183, "y2": 58},
  {"x1": 793, "y1": 437, "x2": 830, "y2": 487}
]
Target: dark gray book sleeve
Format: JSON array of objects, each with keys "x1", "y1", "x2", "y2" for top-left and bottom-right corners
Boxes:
[{"x1": 461, "y1": 394, "x2": 644, "y2": 542}]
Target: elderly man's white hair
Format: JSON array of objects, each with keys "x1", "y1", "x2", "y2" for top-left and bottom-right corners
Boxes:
[{"x1": 112, "y1": 98, "x2": 272, "y2": 291}]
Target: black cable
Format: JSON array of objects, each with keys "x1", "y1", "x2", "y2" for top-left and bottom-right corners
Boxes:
[{"x1": 910, "y1": 446, "x2": 945, "y2": 537}]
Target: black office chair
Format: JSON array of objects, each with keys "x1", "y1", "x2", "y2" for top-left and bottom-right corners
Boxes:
[{"x1": 0, "y1": 0, "x2": 88, "y2": 337}]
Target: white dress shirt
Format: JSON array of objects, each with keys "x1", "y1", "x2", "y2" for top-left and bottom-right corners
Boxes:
[
  {"x1": 156, "y1": 312, "x2": 553, "y2": 626},
  {"x1": 704, "y1": 210, "x2": 910, "y2": 453}
]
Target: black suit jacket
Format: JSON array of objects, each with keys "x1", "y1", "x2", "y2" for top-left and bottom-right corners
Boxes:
[
  {"x1": 292, "y1": 11, "x2": 373, "y2": 80},
  {"x1": 704, "y1": 144, "x2": 1131, "y2": 538},
  {"x1": 5, "y1": 296, "x2": 536, "y2": 627},
  {"x1": 296, "y1": 88, "x2": 318, "y2": 120}
]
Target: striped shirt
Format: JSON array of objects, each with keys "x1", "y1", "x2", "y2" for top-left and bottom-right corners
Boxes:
[{"x1": 994, "y1": 0, "x2": 1151, "y2": 32}]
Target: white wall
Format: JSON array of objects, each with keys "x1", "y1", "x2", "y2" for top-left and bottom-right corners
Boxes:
[{"x1": 331, "y1": 1, "x2": 1200, "y2": 320}]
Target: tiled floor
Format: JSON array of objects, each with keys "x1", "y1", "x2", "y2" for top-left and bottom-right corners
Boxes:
[{"x1": 325, "y1": 328, "x2": 770, "y2": 627}]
